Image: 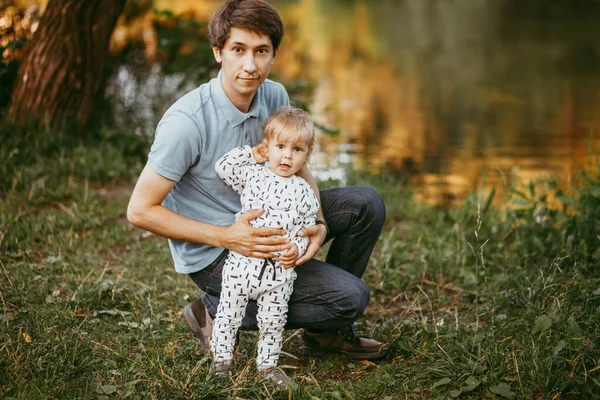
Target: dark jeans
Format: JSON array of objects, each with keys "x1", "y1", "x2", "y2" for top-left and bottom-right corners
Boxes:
[{"x1": 189, "y1": 186, "x2": 386, "y2": 331}]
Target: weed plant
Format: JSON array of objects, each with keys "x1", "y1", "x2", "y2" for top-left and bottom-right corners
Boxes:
[{"x1": 1, "y1": 119, "x2": 600, "y2": 399}]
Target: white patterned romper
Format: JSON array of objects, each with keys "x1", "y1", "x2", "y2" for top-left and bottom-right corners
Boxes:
[{"x1": 213, "y1": 146, "x2": 320, "y2": 370}]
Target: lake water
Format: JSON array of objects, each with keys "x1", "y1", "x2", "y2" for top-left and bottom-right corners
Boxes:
[{"x1": 152, "y1": 0, "x2": 600, "y2": 205}]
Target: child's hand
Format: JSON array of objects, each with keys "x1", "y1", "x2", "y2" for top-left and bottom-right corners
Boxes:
[
  {"x1": 252, "y1": 142, "x2": 269, "y2": 164},
  {"x1": 278, "y1": 243, "x2": 299, "y2": 269}
]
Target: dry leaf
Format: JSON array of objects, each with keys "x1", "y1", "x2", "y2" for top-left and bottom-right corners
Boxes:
[{"x1": 358, "y1": 360, "x2": 376, "y2": 367}]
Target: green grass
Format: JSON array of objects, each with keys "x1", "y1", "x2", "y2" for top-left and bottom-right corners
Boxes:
[{"x1": 2, "y1": 121, "x2": 600, "y2": 399}]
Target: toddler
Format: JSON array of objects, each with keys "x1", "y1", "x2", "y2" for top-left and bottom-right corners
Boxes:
[{"x1": 213, "y1": 107, "x2": 320, "y2": 386}]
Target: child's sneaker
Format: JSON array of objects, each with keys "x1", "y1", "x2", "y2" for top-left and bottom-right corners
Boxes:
[{"x1": 212, "y1": 360, "x2": 232, "y2": 377}]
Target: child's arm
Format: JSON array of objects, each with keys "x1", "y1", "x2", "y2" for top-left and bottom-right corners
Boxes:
[
  {"x1": 279, "y1": 183, "x2": 320, "y2": 268},
  {"x1": 215, "y1": 146, "x2": 258, "y2": 195},
  {"x1": 295, "y1": 184, "x2": 320, "y2": 256}
]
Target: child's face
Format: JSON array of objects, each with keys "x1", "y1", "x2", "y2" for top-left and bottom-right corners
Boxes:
[{"x1": 266, "y1": 128, "x2": 312, "y2": 177}]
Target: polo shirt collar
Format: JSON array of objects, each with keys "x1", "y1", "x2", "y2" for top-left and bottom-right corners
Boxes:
[{"x1": 212, "y1": 69, "x2": 260, "y2": 127}]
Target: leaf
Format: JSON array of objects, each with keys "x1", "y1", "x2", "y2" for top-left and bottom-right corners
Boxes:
[
  {"x1": 553, "y1": 339, "x2": 566, "y2": 356},
  {"x1": 533, "y1": 314, "x2": 552, "y2": 334},
  {"x1": 557, "y1": 194, "x2": 574, "y2": 207},
  {"x1": 511, "y1": 198, "x2": 531, "y2": 208},
  {"x1": 529, "y1": 180, "x2": 535, "y2": 197},
  {"x1": 567, "y1": 316, "x2": 581, "y2": 337},
  {"x1": 431, "y1": 377, "x2": 451, "y2": 389},
  {"x1": 512, "y1": 189, "x2": 528, "y2": 201},
  {"x1": 490, "y1": 383, "x2": 515, "y2": 399},
  {"x1": 593, "y1": 287, "x2": 600, "y2": 296},
  {"x1": 97, "y1": 385, "x2": 117, "y2": 395},
  {"x1": 45, "y1": 255, "x2": 64, "y2": 264},
  {"x1": 22, "y1": 332, "x2": 32, "y2": 343},
  {"x1": 358, "y1": 360, "x2": 376, "y2": 367},
  {"x1": 482, "y1": 187, "x2": 496, "y2": 214},
  {"x1": 96, "y1": 309, "x2": 118, "y2": 316},
  {"x1": 567, "y1": 316, "x2": 582, "y2": 350},
  {"x1": 462, "y1": 375, "x2": 481, "y2": 392},
  {"x1": 450, "y1": 389, "x2": 462, "y2": 397},
  {"x1": 118, "y1": 322, "x2": 140, "y2": 328}
]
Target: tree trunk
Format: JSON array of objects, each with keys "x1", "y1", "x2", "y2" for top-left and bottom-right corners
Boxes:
[{"x1": 9, "y1": 0, "x2": 126, "y2": 130}]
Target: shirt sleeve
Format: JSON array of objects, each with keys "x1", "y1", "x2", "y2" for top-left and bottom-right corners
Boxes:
[
  {"x1": 214, "y1": 146, "x2": 257, "y2": 195},
  {"x1": 291, "y1": 181, "x2": 321, "y2": 257},
  {"x1": 148, "y1": 111, "x2": 202, "y2": 181}
]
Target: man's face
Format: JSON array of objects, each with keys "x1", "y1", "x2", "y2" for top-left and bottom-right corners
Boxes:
[{"x1": 213, "y1": 27, "x2": 276, "y2": 111}]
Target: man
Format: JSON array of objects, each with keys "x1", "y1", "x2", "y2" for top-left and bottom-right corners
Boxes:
[{"x1": 127, "y1": 0, "x2": 387, "y2": 365}]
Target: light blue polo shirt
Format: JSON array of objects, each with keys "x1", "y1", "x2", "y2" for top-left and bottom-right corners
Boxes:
[{"x1": 148, "y1": 70, "x2": 290, "y2": 273}]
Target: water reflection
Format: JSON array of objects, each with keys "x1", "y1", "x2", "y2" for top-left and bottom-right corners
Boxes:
[
  {"x1": 13, "y1": 0, "x2": 598, "y2": 206},
  {"x1": 267, "y1": 0, "x2": 600, "y2": 205}
]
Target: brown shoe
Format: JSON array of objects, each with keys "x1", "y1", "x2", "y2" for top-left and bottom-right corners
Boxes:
[
  {"x1": 184, "y1": 298, "x2": 213, "y2": 355},
  {"x1": 302, "y1": 326, "x2": 388, "y2": 360}
]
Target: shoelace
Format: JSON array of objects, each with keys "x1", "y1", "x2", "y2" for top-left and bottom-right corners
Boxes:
[
  {"x1": 258, "y1": 258, "x2": 277, "y2": 281},
  {"x1": 341, "y1": 325, "x2": 364, "y2": 346}
]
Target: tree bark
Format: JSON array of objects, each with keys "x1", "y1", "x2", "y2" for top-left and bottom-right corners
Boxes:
[{"x1": 9, "y1": 0, "x2": 126, "y2": 130}]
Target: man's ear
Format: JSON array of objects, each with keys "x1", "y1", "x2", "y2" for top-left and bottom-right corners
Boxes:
[
  {"x1": 271, "y1": 49, "x2": 278, "y2": 64},
  {"x1": 213, "y1": 47, "x2": 222, "y2": 63}
]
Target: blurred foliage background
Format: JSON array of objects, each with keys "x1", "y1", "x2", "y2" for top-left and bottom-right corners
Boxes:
[{"x1": 2, "y1": 1, "x2": 600, "y2": 398}]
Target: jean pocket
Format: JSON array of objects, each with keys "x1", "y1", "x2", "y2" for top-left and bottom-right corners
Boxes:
[{"x1": 204, "y1": 285, "x2": 221, "y2": 297}]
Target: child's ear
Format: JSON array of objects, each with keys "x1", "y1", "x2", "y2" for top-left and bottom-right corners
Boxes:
[{"x1": 305, "y1": 145, "x2": 314, "y2": 163}]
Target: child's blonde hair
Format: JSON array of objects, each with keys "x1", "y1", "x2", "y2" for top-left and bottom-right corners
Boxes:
[{"x1": 262, "y1": 107, "x2": 315, "y2": 154}]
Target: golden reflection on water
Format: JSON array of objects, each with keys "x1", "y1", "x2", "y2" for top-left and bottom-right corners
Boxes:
[
  {"x1": 11, "y1": 0, "x2": 600, "y2": 206},
  {"x1": 270, "y1": 0, "x2": 600, "y2": 206}
]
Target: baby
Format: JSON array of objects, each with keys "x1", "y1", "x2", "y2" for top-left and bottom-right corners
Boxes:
[{"x1": 213, "y1": 107, "x2": 320, "y2": 386}]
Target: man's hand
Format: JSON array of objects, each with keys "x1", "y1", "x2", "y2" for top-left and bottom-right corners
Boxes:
[
  {"x1": 278, "y1": 243, "x2": 299, "y2": 269},
  {"x1": 223, "y1": 209, "x2": 289, "y2": 258},
  {"x1": 295, "y1": 223, "x2": 327, "y2": 265}
]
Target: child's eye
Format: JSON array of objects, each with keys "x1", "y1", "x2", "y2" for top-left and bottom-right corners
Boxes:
[
  {"x1": 294, "y1": 147, "x2": 302, "y2": 152},
  {"x1": 277, "y1": 144, "x2": 284, "y2": 149}
]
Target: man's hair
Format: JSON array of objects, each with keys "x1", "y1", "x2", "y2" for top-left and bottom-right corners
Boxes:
[
  {"x1": 263, "y1": 107, "x2": 315, "y2": 154},
  {"x1": 209, "y1": 0, "x2": 284, "y2": 51}
]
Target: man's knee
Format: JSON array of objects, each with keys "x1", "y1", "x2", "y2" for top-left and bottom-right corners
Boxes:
[
  {"x1": 355, "y1": 186, "x2": 386, "y2": 228},
  {"x1": 338, "y1": 280, "x2": 370, "y2": 322}
]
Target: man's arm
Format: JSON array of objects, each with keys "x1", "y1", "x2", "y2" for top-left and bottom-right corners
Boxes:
[
  {"x1": 294, "y1": 165, "x2": 327, "y2": 265},
  {"x1": 127, "y1": 164, "x2": 289, "y2": 258}
]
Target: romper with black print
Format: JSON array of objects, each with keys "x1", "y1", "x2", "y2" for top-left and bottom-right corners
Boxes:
[{"x1": 213, "y1": 146, "x2": 320, "y2": 370}]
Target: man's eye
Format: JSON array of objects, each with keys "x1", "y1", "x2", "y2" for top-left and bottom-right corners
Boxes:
[{"x1": 233, "y1": 47, "x2": 242, "y2": 53}]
